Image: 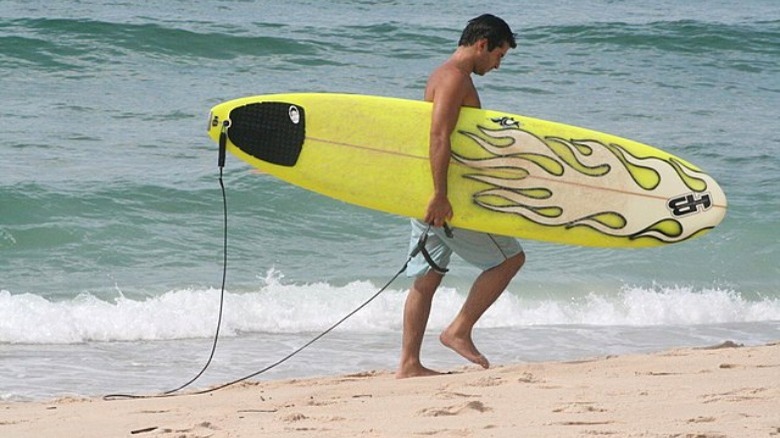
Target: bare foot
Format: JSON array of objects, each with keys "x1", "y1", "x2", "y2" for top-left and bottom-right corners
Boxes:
[
  {"x1": 396, "y1": 364, "x2": 443, "y2": 379},
  {"x1": 439, "y1": 330, "x2": 490, "y2": 369}
]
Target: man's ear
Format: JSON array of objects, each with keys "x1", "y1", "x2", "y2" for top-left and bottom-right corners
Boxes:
[{"x1": 476, "y1": 38, "x2": 489, "y2": 52}]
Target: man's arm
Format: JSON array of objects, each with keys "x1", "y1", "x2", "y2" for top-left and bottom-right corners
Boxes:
[{"x1": 425, "y1": 70, "x2": 468, "y2": 227}]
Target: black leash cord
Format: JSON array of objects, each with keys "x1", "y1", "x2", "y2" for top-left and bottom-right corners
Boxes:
[
  {"x1": 187, "y1": 258, "x2": 412, "y2": 396},
  {"x1": 186, "y1": 222, "x2": 425, "y2": 396},
  {"x1": 104, "y1": 226, "x2": 414, "y2": 400},
  {"x1": 103, "y1": 124, "x2": 429, "y2": 400}
]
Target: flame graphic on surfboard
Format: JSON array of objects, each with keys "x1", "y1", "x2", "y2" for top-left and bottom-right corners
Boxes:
[{"x1": 453, "y1": 122, "x2": 727, "y2": 244}]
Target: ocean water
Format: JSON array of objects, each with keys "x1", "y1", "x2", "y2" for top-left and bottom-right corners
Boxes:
[{"x1": 1, "y1": 0, "x2": 779, "y2": 401}]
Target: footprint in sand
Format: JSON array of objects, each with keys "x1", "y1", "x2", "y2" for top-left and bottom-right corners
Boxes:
[
  {"x1": 465, "y1": 376, "x2": 504, "y2": 387},
  {"x1": 280, "y1": 413, "x2": 308, "y2": 422},
  {"x1": 516, "y1": 372, "x2": 541, "y2": 383},
  {"x1": 700, "y1": 387, "x2": 768, "y2": 404},
  {"x1": 418, "y1": 401, "x2": 492, "y2": 417},
  {"x1": 552, "y1": 402, "x2": 608, "y2": 414},
  {"x1": 435, "y1": 390, "x2": 480, "y2": 400},
  {"x1": 152, "y1": 421, "x2": 219, "y2": 438}
]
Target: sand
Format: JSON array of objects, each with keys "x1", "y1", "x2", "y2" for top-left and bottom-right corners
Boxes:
[{"x1": 2, "y1": 341, "x2": 778, "y2": 437}]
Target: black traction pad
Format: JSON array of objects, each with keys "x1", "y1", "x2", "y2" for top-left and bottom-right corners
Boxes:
[{"x1": 227, "y1": 102, "x2": 305, "y2": 167}]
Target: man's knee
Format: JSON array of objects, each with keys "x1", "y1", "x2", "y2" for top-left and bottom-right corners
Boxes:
[
  {"x1": 502, "y1": 251, "x2": 525, "y2": 274},
  {"x1": 412, "y1": 270, "x2": 444, "y2": 297},
  {"x1": 512, "y1": 251, "x2": 525, "y2": 268}
]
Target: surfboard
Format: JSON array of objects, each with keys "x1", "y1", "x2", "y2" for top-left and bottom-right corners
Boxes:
[{"x1": 207, "y1": 93, "x2": 727, "y2": 248}]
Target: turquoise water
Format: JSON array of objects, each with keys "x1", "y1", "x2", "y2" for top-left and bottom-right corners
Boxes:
[{"x1": 1, "y1": 1, "x2": 778, "y2": 400}]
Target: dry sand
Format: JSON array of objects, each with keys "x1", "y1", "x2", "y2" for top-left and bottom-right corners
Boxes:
[{"x1": 2, "y1": 341, "x2": 778, "y2": 437}]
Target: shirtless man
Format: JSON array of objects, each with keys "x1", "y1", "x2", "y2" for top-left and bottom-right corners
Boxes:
[{"x1": 397, "y1": 14, "x2": 525, "y2": 378}]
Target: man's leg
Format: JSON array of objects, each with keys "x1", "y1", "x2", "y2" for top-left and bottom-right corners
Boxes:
[
  {"x1": 396, "y1": 270, "x2": 445, "y2": 378},
  {"x1": 440, "y1": 252, "x2": 525, "y2": 368}
]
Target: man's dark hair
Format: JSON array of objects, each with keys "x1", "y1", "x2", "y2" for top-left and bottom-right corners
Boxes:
[{"x1": 458, "y1": 14, "x2": 517, "y2": 51}]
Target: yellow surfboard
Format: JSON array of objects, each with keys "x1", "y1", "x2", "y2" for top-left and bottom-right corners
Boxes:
[{"x1": 207, "y1": 93, "x2": 727, "y2": 248}]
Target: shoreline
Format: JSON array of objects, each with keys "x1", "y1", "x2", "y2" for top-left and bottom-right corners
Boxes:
[{"x1": 2, "y1": 341, "x2": 778, "y2": 437}]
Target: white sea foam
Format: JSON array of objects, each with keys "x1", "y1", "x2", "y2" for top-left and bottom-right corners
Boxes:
[{"x1": 1, "y1": 271, "x2": 778, "y2": 345}]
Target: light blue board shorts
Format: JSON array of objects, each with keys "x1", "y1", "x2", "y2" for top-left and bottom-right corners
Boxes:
[{"x1": 407, "y1": 219, "x2": 524, "y2": 277}]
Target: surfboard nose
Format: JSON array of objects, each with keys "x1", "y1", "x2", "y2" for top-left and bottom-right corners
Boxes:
[{"x1": 707, "y1": 178, "x2": 728, "y2": 225}]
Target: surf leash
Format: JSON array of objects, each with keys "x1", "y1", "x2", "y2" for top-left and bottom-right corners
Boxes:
[
  {"x1": 104, "y1": 225, "x2": 419, "y2": 400},
  {"x1": 179, "y1": 221, "x2": 446, "y2": 397},
  {"x1": 104, "y1": 124, "x2": 449, "y2": 400}
]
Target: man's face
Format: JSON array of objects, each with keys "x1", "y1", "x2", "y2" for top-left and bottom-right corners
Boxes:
[{"x1": 475, "y1": 41, "x2": 511, "y2": 76}]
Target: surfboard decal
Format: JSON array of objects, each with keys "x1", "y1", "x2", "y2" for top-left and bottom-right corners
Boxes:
[{"x1": 453, "y1": 124, "x2": 724, "y2": 243}]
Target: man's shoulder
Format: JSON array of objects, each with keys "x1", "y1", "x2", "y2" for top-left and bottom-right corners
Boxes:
[
  {"x1": 431, "y1": 61, "x2": 468, "y2": 81},
  {"x1": 428, "y1": 63, "x2": 471, "y2": 94}
]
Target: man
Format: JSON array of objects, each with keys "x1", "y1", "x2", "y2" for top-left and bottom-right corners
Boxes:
[{"x1": 397, "y1": 14, "x2": 525, "y2": 378}]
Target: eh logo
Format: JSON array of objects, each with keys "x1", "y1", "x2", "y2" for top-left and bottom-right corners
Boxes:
[
  {"x1": 491, "y1": 116, "x2": 520, "y2": 129},
  {"x1": 667, "y1": 192, "x2": 712, "y2": 217}
]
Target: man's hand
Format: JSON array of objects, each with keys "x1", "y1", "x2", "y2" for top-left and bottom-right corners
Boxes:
[{"x1": 424, "y1": 194, "x2": 453, "y2": 228}]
